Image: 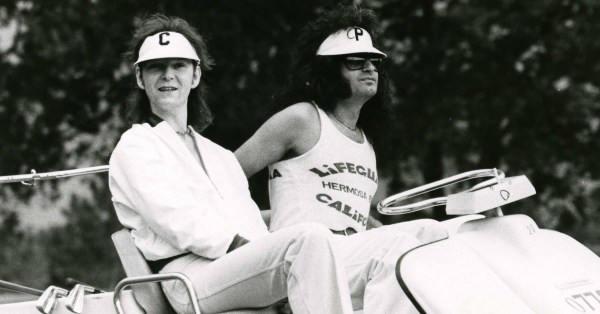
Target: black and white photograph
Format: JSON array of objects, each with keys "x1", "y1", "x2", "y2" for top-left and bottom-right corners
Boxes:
[{"x1": 0, "y1": 1, "x2": 599, "y2": 313}]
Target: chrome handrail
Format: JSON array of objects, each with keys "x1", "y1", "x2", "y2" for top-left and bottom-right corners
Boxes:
[
  {"x1": 0, "y1": 165, "x2": 109, "y2": 185},
  {"x1": 113, "y1": 273, "x2": 201, "y2": 314},
  {"x1": 377, "y1": 168, "x2": 505, "y2": 215}
]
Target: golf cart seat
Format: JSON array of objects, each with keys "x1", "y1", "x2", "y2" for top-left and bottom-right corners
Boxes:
[{"x1": 111, "y1": 209, "x2": 281, "y2": 314}]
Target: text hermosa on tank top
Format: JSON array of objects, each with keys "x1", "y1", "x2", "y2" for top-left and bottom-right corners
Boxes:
[{"x1": 268, "y1": 104, "x2": 378, "y2": 232}]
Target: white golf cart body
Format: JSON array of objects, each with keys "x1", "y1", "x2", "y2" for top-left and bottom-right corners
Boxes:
[
  {"x1": 379, "y1": 169, "x2": 600, "y2": 313},
  {"x1": 0, "y1": 291, "x2": 140, "y2": 314},
  {"x1": 400, "y1": 214, "x2": 600, "y2": 313},
  {"x1": 0, "y1": 167, "x2": 598, "y2": 313}
]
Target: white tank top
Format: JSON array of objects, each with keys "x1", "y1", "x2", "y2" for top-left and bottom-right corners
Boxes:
[{"x1": 268, "y1": 104, "x2": 378, "y2": 232}]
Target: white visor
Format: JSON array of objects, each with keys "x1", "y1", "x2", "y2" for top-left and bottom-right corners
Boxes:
[
  {"x1": 316, "y1": 27, "x2": 386, "y2": 58},
  {"x1": 135, "y1": 31, "x2": 200, "y2": 65}
]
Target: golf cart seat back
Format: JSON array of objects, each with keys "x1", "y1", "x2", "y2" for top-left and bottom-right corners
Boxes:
[
  {"x1": 112, "y1": 229, "x2": 174, "y2": 314},
  {"x1": 111, "y1": 209, "x2": 280, "y2": 314}
]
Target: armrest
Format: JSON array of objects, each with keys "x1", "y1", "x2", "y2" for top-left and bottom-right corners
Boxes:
[{"x1": 113, "y1": 273, "x2": 201, "y2": 314}]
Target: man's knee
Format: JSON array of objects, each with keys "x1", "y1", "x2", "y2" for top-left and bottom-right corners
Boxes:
[
  {"x1": 412, "y1": 218, "x2": 448, "y2": 242},
  {"x1": 287, "y1": 221, "x2": 331, "y2": 238},
  {"x1": 381, "y1": 219, "x2": 448, "y2": 244},
  {"x1": 280, "y1": 222, "x2": 334, "y2": 248},
  {"x1": 413, "y1": 218, "x2": 442, "y2": 228}
]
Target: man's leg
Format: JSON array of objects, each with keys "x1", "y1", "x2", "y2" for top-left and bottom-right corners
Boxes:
[
  {"x1": 332, "y1": 219, "x2": 447, "y2": 314},
  {"x1": 161, "y1": 222, "x2": 353, "y2": 314}
]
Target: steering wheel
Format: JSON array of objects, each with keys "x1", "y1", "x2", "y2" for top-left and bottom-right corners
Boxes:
[{"x1": 377, "y1": 169, "x2": 505, "y2": 215}]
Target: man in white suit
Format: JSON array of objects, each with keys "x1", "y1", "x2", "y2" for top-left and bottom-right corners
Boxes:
[{"x1": 108, "y1": 14, "x2": 353, "y2": 314}]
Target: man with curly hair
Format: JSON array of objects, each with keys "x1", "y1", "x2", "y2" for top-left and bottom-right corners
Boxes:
[{"x1": 236, "y1": 4, "x2": 447, "y2": 313}]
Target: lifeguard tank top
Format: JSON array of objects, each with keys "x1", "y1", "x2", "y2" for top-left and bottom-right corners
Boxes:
[{"x1": 268, "y1": 104, "x2": 378, "y2": 232}]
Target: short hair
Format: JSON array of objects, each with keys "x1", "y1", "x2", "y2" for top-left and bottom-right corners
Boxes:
[
  {"x1": 275, "y1": 4, "x2": 392, "y2": 149},
  {"x1": 124, "y1": 14, "x2": 215, "y2": 132}
]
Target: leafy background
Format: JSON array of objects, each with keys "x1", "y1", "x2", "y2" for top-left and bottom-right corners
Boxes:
[{"x1": 0, "y1": 0, "x2": 599, "y2": 292}]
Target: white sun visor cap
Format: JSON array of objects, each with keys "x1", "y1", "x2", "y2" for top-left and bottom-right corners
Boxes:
[
  {"x1": 134, "y1": 31, "x2": 200, "y2": 65},
  {"x1": 316, "y1": 27, "x2": 386, "y2": 58}
]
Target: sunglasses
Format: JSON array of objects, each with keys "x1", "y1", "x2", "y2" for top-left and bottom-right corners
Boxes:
[{"x1": 342, "y1": 56, "x2": 383, "y2": 71}]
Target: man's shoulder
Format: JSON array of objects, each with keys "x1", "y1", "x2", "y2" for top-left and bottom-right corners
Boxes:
[
  {"x1": 111, "y1": 124, "x2": 153, "y2": 156},
  {"x1": 278, "y1": 102, "x2": 319, "y2": 127},
  {"x1": 118, "y1": 123, "x2": 154, "y2": 143}
]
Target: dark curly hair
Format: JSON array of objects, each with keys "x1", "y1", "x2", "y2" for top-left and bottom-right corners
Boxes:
[
  {"x1": 275, "y1": 4, "x2": 393, "y2": 151},
  {"x1": 124, "y1": 14, "x2": 215, "y2": 132}
]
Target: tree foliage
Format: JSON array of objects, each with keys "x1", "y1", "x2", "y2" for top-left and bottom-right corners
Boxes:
[
  {"x1": 43, "y1": 177, "x2": 122, "y2": 290},
  {"x1": 375, "y1": 0, "x2": 600, "y2": 237},
  {"x1": 0, "y1": 0, "x2": 599, "y2": 288}
]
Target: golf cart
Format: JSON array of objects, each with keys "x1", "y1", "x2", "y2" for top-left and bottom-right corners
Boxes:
[
  {"x1": 378, "y1": 169, "x2": 600, "y2": 313},
  {"x1": 0, "y1": 167, "x2": 598, "y2": 313}
]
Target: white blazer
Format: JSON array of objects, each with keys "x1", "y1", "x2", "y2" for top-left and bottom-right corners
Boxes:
[{"x1": 109, "y1": 121, "x2": 269, "y2": 261}]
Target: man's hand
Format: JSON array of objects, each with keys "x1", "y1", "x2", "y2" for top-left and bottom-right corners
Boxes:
[{"x1": 227, "y1": 234, "x2": 250, "y2": 253}]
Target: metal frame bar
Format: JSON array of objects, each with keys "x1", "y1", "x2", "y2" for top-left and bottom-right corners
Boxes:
[
  {"x1": 36, "y1": 286, "x2": 69, "y2": 314},
  {"x1": 0, "y1": 165, "x2": 109, "y2": 185},
  {"x1": 0, "y1": 279, "x2": 44, "y2": 296},
  {"x1": 113, "y1": 273, "x2": 201, "y2": 314}
]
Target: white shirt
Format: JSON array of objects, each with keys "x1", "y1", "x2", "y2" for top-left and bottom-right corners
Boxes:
[{"x1": 109, "y1": 121, "x2": 269, "y2": 261}]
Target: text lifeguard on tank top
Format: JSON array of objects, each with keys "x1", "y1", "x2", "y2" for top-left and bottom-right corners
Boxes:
[{"x1": 308, "y1": 162, "x2": 378, "y2": 183}]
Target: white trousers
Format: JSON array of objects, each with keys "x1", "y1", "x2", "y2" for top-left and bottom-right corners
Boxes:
[
  {"x1": 160, "y1": 222, "x2": 353, "y2": 314},
  {"x1": 332, "y1": 219, "x2": 448, "y2": 313}
]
